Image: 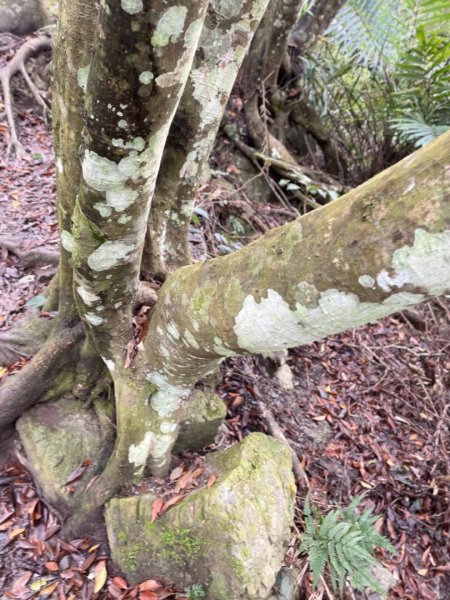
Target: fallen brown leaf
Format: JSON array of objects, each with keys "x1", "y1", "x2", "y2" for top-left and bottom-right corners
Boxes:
[
  {"x1": 207, "y1": 474, "x2": 217, "y2": 488},
  {"x1": 93, "y1": 559, "x2": 107, "y2": 594},
  {"x1": 162, "y1": 494, "x2": 186, "y2": 514},
  {"x1": 151, "y1": 497, "x2": 164, "y2": 523},
  {"x1": 138, "y1": 580, "x2": 162, "y2": 591}
]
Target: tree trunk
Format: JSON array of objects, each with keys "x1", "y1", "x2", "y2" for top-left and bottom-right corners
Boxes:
[
  {"x1": 143, "y1": 0, "x2": 270, "y2": 278},
  {"x1": 0, "y1": 0, "x2": 449, "y2": 545},
  {"x1": 239, "y1": 0, "x2": 345, "y2": 179}
]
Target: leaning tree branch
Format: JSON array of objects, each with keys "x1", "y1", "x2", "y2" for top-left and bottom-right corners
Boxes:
[
  {"x1": 0, "y1": 33, "x2": 52, "y2": 158},
  {"x1": 143, "y1": 130, "x2": 450, "y2": 386}
]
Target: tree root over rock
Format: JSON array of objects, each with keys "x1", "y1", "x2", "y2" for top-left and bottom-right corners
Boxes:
[
  {"x1": 0, "y1": 235, "x2": 58, "y2": 268},
  {"x1": 0, "y1": 322, "x2": 84, "y2": 430},
  {"x1": 0, "y1": 311, "x2": 55, "y2": 366},
  {"x1": 0, "y1": 32, "x2": 52, "y2": 158}
]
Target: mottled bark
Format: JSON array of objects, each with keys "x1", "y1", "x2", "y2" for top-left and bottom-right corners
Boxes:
[
  {"x1": 62, "y1": 0, "x2": 209, "y2": 528},
  {"x1": 52, "y1": 0, "x2": 99, "y2": 324},
  {"x1": 143, "y1": 131, "x2": 450, "y2": 385},
  {"x1": 143, "y1": 0, "x2": 270, "y2": 278},
  {"x1": 2, "y1": 0, "x2": 449, "y2": 546}
]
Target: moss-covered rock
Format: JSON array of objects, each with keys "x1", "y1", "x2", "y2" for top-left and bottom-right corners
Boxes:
[
  {"x1": 173, "y1": 389, "x2": 226, "y2": 454},
  {"x1": 106, "y1": 432, "x2": 295, "y2": 599},
  {"x1": 16, "y1": 397, "x2": 114, "y2": 515}
]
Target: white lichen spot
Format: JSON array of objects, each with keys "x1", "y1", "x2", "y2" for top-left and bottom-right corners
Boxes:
[
  {"x1": 376, "y1": 229, "x2": 450, "y2": 295},
  {"x1": 76, "y1": 286, "x2": 100, "y2": 306},
  {"x1": 118, "y1": 119, "x2": 128, "y2": 129},
  {"x1": 167, "y1": 322, "x2": 180, "y2": 340},
  {"x1": 117, "y1": 215, "x2": 131, "y2": 224},
  {"x1": 160, "y1": 422, "x2": 177, "y2": 434},
  {"x1": 213, "y1": 336, "x2": 236, "y2": 357},
  {"x1": 101, "y1": 357, "x2": 116, "y2": 372},
  {"x1": 82, "y1": 151, "x2": 125, "y2": 191},
  {"x1": 106, "y1": 188, "x2": 138, "y2": 212},
  {"x1": 56, "y1": 157, "x2": 64, "y2": 174},
  {"x1": 234, "y1": 287, "x2": 427, "y2": 354},
  {"x1": 184, "y1": 18, "x2": 203, "y2": 49},
  {"x1": 87, "y1": 241, "x2": 134, "y2": 271},
  {"x1": 128, "y1": 432, "x2": 153, "y2": 476},
  {"x1": 61, "y1": 230, "x2": 74, "y2": 253},
  {"x1": 139, "y1": 71, "x2": 154, "y2": 84},
  {"x1": 85, "y1": 312, "x2": 104, "y2": 326},
  {"x1": 184, "y1": 329, "x2": 200, "y2": 349},
  {"x1": 94, "y1": 202, "x2": 112, "y2": 217},
  {"x1": 114, "y1": 301, "x2": 123, "y2": 309},
  {"x1": 112, "y1": 136, "x2": 146, "y2": 152},
  {"x1": 120, "y1": 0, "x2": 143, "y2": 15},
  {"x1": 151, "y1": 6, "x2": 188, "y2": 47},
  {"x1": 146, "y1": 372, "x2": 190, "y2": 417},
  {"x1": 76, "y1": 64, "x2": 90, "y2": 93},
  {"x1": 358, "y1": 274, "x2": 375, "y2": 288}
]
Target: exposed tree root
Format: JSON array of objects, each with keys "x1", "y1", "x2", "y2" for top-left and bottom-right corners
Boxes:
[
  {"x1": 257, "y1": 399, "x2": 309, "y2": 488},
  {"x1": 0, "y1": 311, "x2": 55, "y2": 366},
  {"x1": 0, "y1": 321, "x2": 84, "y2": 430},
  {"x1": 0, "y1": 235, "x2": 58, "y2": 268},
  {"x1": 0, "y1": 32, "x2": 52, "y2": 158}
]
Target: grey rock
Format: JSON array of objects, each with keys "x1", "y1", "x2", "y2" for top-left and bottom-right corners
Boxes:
[
  {"x1": 106, "y1": 433, "x2": 296, "y2": 599},
  {"x1": 173, "y1": 389, "x2": 226, "y2": 454},
  {"x1": 16, "y1": 397, "x2": 115, "y2": 515}
]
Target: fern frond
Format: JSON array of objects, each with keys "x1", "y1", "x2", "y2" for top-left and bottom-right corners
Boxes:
[{"x1": 299, "y1": 496, "x2": 396, "y2": 596}]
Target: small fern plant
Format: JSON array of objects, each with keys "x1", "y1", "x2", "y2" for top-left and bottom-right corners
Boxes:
[
  {"x1": 300, "y1": 496, "x2": 396, "y2": 596},
  {"x1": 183, "y1": 583, "x2": 206, "y2": 599}
]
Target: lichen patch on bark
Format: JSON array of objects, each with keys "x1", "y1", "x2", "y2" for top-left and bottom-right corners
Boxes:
[
  {"x1": 151, "y1": 6, "x2": 188, "y2": 48},
  {"x1": 377, "y1": 229, "x2": 450, "y2": 295},
  {"x1": 121, "y1": 0, "x2": 143, "y2": 16},
  {"x1": 87, "y1": 241, "x2": 135, "y2": 271}
]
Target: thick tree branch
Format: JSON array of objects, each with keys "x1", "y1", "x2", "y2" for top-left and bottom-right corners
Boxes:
[{"x1": 143, "y1": 131, "x2": 450, "y2": 385}]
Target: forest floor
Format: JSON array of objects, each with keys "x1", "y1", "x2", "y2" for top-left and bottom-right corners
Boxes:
[{"x1": 1, "y1": 77, "x2": 450, "y2": 600}]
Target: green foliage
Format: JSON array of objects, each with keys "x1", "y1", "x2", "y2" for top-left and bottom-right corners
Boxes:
[
  {"x1": 391, "y1": 21, "x2": 450, "y2": 146},
  {"x1": 183, "y1": 583, "x2": 206, "y2": 599},
  {"x1": 299, "y1": 496, "x2": 396, "y2": 596},
  {"x1": 301, "y1": 0, "x2": 450, "y2": 181}
]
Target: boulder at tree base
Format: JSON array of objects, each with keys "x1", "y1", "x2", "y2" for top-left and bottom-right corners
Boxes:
[{"x1": 106, "y1": 432, "x2": 296, "y2": 600}]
